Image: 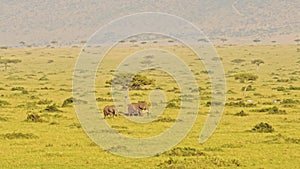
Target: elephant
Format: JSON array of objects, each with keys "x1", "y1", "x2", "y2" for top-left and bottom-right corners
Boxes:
[
  {"x1": 103, "y1": 105, "x2": 118, "y2": 118},
  {"x1": 128, "y1": 102, "x2": 150, "y2": 116}
]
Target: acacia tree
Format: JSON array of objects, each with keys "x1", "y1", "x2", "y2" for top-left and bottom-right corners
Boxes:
[
  {"x1": 234, "y1": 72, "x2": 258, "y2": 102},
  {"x1": 220, "y1": 38, "x2": 228, "y2": 45},
  {"x1": 50, "y1": 40, "x2": 58, "y2": 47},
  {"x1": 0, "y1": 58, "x2": 22, "y2": 71},
  {"x1": 251, "y1": 59, "x2": 265, "y2": 71},
  {"x1": 231, "y1": 59, "x2": 245, "y2": 68},
  {"x1": 106, "y1": 73, "x2": 155, "y2": 90},
  {"x1": 141, "y1": 55, "x2": 154, "y2": 69},
  {"x1": 19, "y1": 41, "x2": 26, "y2": 47},
  {"x1": 253, "y1": 39, "x2": 261, "y2": 45}
]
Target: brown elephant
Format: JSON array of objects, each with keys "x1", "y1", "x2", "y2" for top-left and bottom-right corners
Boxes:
[
  {"x1": 128, "y1": 102, "x2": 150, "y2": 116},
  {"x1": 103, "y1": 105, "x2": 118, "y2": 118}
]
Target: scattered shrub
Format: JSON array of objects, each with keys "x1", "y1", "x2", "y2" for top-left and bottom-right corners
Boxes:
[
  {"x1": 288, "y1": 86, "x2": 300, "y2": 90},
  {"x1": 274, "y1": 86, "x2": 286, "y2": 91},
  {"x1": 0, "y1": 132, "x2": 38, "y2": 139},
  {"x1": 234, "y1": 110, "x2": 248, "y2": 116},
  {"x1": 49, "y1": 121, "x2": 59, "y2": 125},
  {"x1": 241, "y1": 85, "x2": 255, "y2": 91},
  {"x1": 95, "y1": 97, "x2": 113, "y2": 102},
  {"x1": 256, "y1": 106, "x2": 286, "y2": 114},
  {"x1": 268, "y1": 106, "x2": 286, "y2": 114},
  {"x1": 45, "y1": 104, "x2": 62, "y2": 112},
  {"x1": 276, "y1": 79, "x2": 289, "y2": 82},
  {"x1": 37, "y1": 99, "x2": 52, "y2": 105},
  {"x1": 166, "y1": 102, "x2": 179, "y2": 108},
  {"x1": 40, "y1": 87, "x2": 54, "y2": 90},
  {"x1": 62, "y1": 97, "x2": 74, "y2": 107},
  {"x1": 226, "y1": 101, "x2": 256, "y2": 107},
  {"x1": 22, "y1": 90, "x2": 29, "y2": 94},
  {"x1": 251, "y1": 122, "x2": 274, "y2": 133},
  {"x1": 39, "y1": 76, "x2": 48, "y2": 81},
  {"x1": 281, "y1": 99, "x2": 300, "y2": 104},
  {"x1": 265, "y1": 133, "x2": 300, "y2": 144},
  {"x1": 206, "y1": 101, "x2": 223, "y2": 107},
  {"x1": 0, "y1": 100, "x2": 10, "y2": 106},
  {"x1": 26, "y1": 113, "x2": 43, "y2": 122},
  {"x1": 204, "y1": 147, "x2": 223, "y2": 151},
  {"x1": 162, "y1": 147, "x2": 205, "y2": 156},
  {"x1": 69, "y1": 123, "x2": 81, "y2": 129},
  {"x1": 0, "y1": 117, "x2": 8, "y2": 121},
  {"x1": 227, "y1": 90, "x2": 236, "y2": 94},
  {"x1": 154, "y1": 117, "x2": 177, "y2": 123},
  {"x1": 11, "y1": 87, "x2": 25, "y2": 91}
]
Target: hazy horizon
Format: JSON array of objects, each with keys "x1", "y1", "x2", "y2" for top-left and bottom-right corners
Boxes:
[{"x1": 1, "y1": 0, "x2": 299, "y2": 47}]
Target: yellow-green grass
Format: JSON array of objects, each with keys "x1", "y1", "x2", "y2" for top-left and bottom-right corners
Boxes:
[{"x1": 0, "y1": 45, "x2": 299, "y2": 168}]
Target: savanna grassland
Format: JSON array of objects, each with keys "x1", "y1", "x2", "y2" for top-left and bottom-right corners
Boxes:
[{"x1": 0, "y1": 45, "x2": 299, "y2": 169}]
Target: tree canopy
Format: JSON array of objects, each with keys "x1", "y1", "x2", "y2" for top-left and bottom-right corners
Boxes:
[
  {"x1": 0, "y1": 58, "x2": 22, "y2": 70},
  {"x1": 107, "y1": 73, "x2": 155, "y2": 89},
  {"x1": 234, "y1": 72, "x2": 258, "y2": 83},
  {"x1": 251, "y1": 59, "x2": 264, "y2": 66}
]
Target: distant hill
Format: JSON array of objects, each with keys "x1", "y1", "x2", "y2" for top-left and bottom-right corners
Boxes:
[{"x1": 0, "y1": 0, "x2": 299, "y2": 47}]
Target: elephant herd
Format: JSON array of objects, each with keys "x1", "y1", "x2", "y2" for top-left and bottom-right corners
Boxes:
[{"x1": 103, "y1": 102, "x2": 150, "y2": 118}]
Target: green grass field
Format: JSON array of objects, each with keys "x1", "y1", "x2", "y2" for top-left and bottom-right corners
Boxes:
[{"x1": 0, "y1": 45, "x2": 299, "y2": 168}]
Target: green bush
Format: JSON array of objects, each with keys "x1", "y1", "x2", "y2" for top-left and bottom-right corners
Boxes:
[
  {"x1": 22, "y1": 90, "x2": 29, "y2": 94},
  {"x1": 0, "y1": 100, "x2": 10, "y2": 106},
  {"x1": 289, "y1": 86, "x2": 300, "y2": 90},
  {"x1": 276, "y1": 79, "x2": 289, "y2": 82},
  {"x1": 268, "y1": 106, "x2": 286, "y2": 114},
  {"x1": 241, "y1": 85, "x2": 255, "y2": 91},
  {"x1": 226, "y1": 101, "x2": 256, "y2": 107},
  {"x1": 108, "y1": 73, "x2": 155, "y2": 90},
  {"x1": 0, "y1": 132, "x2": 38, "y2": 139},
  {"x1": 281, "y1": 99, "x2": 300, "y2": 104},
  {"x1": 234, "y1": 110, "x2": 248, "y2": 116},
  {"x1": 45, "y1": 104, "x2": 62, "y2": 112},
  {"x1": 37, "y1": 99, "x2": 53, "y2": 105},
  {"x1": 62, "y1": 97, "x2": 74, "y2": 107},
  {"x1": 274, "y1": 86, "x2": 286, "y2": 91},
  {"x1": 161, "y1": 147, "x2": 205, "y2": 156},
  {"x1": 154, "y1": 117, "x2": 177, "y2": 123},
  {"x1": 39, "y1": 75, "x2": 48, "y2": 81},
  {"x1": 166, "y1": 102, "x2": 179, "y2": 108},
  {"x1": 11, "y1": 87, "x2": 25, "y2": 91},
  {"x1": 227, "y1": 90, "x2": 236, "y2": 94},
  {"x1": 0, "y1": 117, "x2": 8, "y2": 121},
  {"x1": 95, "y1": 97, "x2": 113, "y2": 102},
  {"x1": 252, "y1": 122, "x2": 274, "y2": 133},
  {"x1": 26, "y1": 113, "x2": 43, "y2": 122}
]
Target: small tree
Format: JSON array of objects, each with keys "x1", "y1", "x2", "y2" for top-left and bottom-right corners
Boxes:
[
  {"x1": 198, "y1": 38, "x2": 208, "y2": 42},
  {"x1": 234, "y1": 72, "x2": 258, "y2": 102},
  {"x1": 0, "y1": 59, "x2": 22, "y2": 71},
  {"x1": 108, "y1": 73, "x2": 155, "y2": 90},
  {"x1": 220, "y1": 38, "x2": 228, "y2": 45},
  {"x1": 80, "y1": 40, "x2": 87, "y2": 44},
  {"x1": 253, "y1": 39, "x2": 261, "y2": 45},
  {"x1": 295, "y1": 39, "x2": 300, "y2": 45},
  {"x1": 251, "y1": 59, "x2": 264, "y2": 71},
  {"x1": 19, "y1": 41, "x2": 26, "y2": 47},
  {"x1": 50, "y1": 40, "x2": 58, "y2": 47},
  {"x1": 231, "y1": 59, "x2": 245, "y2": 68},
  {"x1": 129, "y1": 39, "x2": 137, "y2": 46},
  {"x1": 141, "y1": 55, "x2": 154, "y2": 69}
]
